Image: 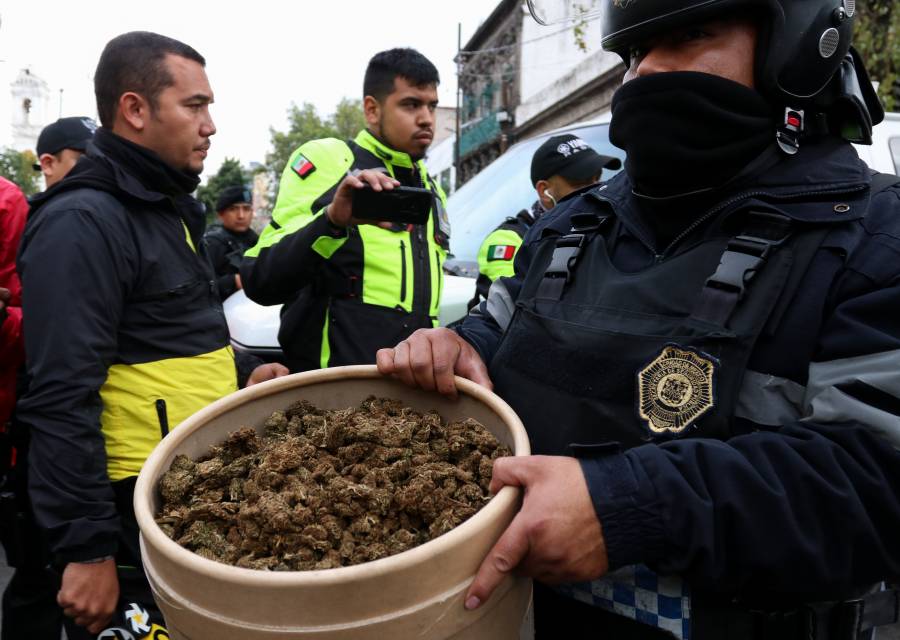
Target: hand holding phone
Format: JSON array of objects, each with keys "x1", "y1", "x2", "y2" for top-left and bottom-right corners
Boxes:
[{"x1": 351, "y1": 185, "x2": 433, "y2": 225}]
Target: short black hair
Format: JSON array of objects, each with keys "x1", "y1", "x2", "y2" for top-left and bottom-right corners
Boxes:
[
  {"x1": 363, "y1": 48, "x2": 440, "y2": 102},
  {"x1": 94, "y1": 31, "x2": 206, "y2": 128}
]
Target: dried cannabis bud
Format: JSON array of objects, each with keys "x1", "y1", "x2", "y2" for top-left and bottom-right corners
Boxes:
[{"x1": 156, "y1": 397, "x2": 511, "y2": 571}]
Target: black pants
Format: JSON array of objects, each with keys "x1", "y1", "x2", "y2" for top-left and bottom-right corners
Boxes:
[{"x1": 1, "y1": 478, "x2": 167, "y2": 640}]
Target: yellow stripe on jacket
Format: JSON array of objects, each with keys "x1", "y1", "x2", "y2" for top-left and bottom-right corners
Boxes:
[{"x1": 99, "y1": 346, "x2": 237, "y2": 481}]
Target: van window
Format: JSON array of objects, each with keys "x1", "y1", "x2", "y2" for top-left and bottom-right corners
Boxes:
[
  {"x1": 890, "y1": 137, "x2": 900, "y2": 176},
  {"x1": 447, "y1": 123, "x2": 624, "y2": 261}
]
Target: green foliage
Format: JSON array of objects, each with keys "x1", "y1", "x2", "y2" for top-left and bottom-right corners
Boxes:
[
  {"x1": 265, "y1": 99, "x2": 365, "y2": 181},
  {"x1": 196, "y1": 157, "x2": 247, "y2": 222},
  {"x1": 854, "y1": 1, "x2": 899, "y2": 111},
  {"x1": 572, "y1": 3, "x2": 591, "y2": 53},
  {"x1": 0, "y1": 148, "x2": 40, "y2": 196}
]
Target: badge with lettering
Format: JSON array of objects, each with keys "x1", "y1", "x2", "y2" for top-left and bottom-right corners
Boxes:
[{"x1": 638, "y1": 345, "x2": 716, "y2": 434}]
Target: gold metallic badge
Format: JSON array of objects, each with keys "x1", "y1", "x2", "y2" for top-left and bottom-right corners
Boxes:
[{"x1": 638, "y1": 346, "x2": 716, "y2": 434}]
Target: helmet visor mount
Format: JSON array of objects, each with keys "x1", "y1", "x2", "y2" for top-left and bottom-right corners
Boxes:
[{"x1": 526, "y1": 0, "x2": 604, "y2": 26}]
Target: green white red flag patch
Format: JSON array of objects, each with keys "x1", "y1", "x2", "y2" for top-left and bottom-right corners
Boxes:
[
  {"x1": 292, "y1": 155, "x2": 316, "y2": 179},
  {"x1": 488, "y1": 245, "x2": 516, "y2": 261}
]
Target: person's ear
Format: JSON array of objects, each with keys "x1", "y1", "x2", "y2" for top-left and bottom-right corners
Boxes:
[
  {"x1": 38, "y1": 153, "x2": 56, "y2": 179},
  {"x1": 118, "y1": 92, "x2": 150, "y2": 132},
  {"x1": 363, "y1": 95, "x2": 381, "y2": 128},
  {"x1": 535, "y1": 180, "x2": 555, "y2": 210}
]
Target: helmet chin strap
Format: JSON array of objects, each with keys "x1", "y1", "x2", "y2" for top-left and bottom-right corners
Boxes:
[{"x1": 776, "y1": 108, "x2": 805, "y2": 155}]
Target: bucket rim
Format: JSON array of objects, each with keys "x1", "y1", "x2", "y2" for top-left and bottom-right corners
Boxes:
[{"x1": 134, "y1": 364, "x2": 530, "y2": 586}]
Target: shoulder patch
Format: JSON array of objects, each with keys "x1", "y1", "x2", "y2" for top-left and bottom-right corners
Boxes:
[
  {"x1": 291, "y1": 154, "x2": 316, "y2": 180},
  {"x1": 487, "y1": 245, "x2": 516, "y2": 261}
]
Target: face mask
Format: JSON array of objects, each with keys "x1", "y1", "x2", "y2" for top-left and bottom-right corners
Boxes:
[{"x1": 609, "y1": 72, "x2": 775, "y2": 199}]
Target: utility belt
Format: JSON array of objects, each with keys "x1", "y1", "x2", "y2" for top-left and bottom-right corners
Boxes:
[{"x1": 692, "y1": 589, "x2": 900, "y2": 640}]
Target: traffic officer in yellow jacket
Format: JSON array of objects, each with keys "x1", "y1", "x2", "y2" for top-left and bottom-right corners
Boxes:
[
  {"x1": 472, "y1": 134, "x2": 620, "y2": 306},
  {"x1": 242, "y1": 48, "x2": 449, "y2": 372}
]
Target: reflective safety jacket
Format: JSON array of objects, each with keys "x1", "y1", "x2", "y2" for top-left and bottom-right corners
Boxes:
[
  {"x1": 242, "y1": 130, "x2": 449, "y2": 372},
  {"x1": 477, "y1": 201, "x2": 542, "y2": 283},
  {"x1": 17, "y1": 138, "x2": 237, "y2": 563},
  {"x1": 472, "y1": 201, "x2": 543, "y2": 307},
  {"x1": 460, "y1": 137, "x2": 900, "y2": 636}
]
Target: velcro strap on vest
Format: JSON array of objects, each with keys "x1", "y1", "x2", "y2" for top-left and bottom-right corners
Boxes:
[
  {"x1": 536, "y1": 233, "x2": 586, "y2": 300},
  {"x1": 536, "y1": 213, "x2": 610, "y2": 301},
  {"x1": 693, "y1": 211, "x2": 792, "y2": 326}
]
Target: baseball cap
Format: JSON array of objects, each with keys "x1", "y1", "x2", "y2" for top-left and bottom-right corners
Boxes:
[
  {"x1": 35, "y1": 117, "x2": 97, "y2": 158},
  {"x1": 530, "y1": 134, "x2": 622, "y2": 185},
  {"x1": 216, "y1": 185, "x2": 253, "y2": 212}
]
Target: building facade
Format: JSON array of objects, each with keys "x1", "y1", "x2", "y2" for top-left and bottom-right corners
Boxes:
[
  {"x1": 9, "y1": 68, "x2": 50, "y2": 152},
  {"x1": 453, "y1": 0, "x2": 624, "y2": 188}
]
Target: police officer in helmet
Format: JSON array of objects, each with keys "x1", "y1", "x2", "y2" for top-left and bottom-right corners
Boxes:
[{"x1": 378, "y1": 0, "x2": 900, "y2": 637}]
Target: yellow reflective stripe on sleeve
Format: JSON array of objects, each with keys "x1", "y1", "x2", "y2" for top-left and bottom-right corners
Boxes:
[
  {"x1": 477, "y1": 228, "x2": 523, "y2": 282},
  {"x1": 312, "y1": 234, "x2": 348, "y2": 259},
  {"x1": 100, "y1": 346, "x2": 238, "y2": 480},
  {"x1": 320, "y1": 308, "x2": 331, "y2": 369},
  {"x1": 245, "y1": 139, "x2": 353, "y2": 258}
]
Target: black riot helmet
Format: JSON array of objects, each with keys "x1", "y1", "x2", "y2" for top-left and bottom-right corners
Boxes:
[
  {"x1": 526, "y1": 0, "x2": 884, "y2": 146},
  {"x1": 602, "y1": 0, "x2": 857, "y2": 102}
]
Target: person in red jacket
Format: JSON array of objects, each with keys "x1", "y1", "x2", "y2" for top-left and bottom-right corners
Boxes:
[{"x1": 0, "y1": 176, "x2": 27, "y2": 430}]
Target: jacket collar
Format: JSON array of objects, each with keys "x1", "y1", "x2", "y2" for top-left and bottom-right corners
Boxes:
[{"x1": 354, "y1": 129, "x2": 418, "y2": 170}]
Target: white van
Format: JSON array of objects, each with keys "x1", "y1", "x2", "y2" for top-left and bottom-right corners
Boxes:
[
  {"x1": 226, "y1": 113, "x2": 900, "y2": 359},
  {"x1": 854, "y1": 111, "x2": 900, "y2": 175}
]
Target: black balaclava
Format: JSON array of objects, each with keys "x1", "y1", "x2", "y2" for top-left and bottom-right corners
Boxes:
[{"x1": 609, "y1": 71, "x2": 776, "y2": 199}]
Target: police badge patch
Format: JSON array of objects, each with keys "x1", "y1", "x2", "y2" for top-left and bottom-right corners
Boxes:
[{"x1": 638, "y1": 345, "x2": 716, "y2": 434}]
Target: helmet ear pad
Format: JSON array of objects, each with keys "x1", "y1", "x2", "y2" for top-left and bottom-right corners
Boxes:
[
  {"x1": 603, "y1": 0, "x2": 855, "y2": 105},
  {"x1": 764, "y1": 0, "x2": 854, "y2": 102}
]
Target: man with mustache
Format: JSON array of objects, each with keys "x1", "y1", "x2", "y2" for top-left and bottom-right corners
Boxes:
[
  {"x1": 242, "y1": 48, "x2": 450, "y2": 373},
  {"x1": 16, "y1": 31, "x2": 284, "y2": 639},
  {"x1": 378, "y1": 0, "x2": 900, "y2": 637}
]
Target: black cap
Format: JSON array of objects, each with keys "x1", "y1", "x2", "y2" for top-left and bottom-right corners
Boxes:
[
  {"x1": 216, "y1": 185, "x2": 253, "y2": 212},
  {"x1": 530, "y1": 134, "x2": 622, "y2": 185},
  {"x1": 35, "y1": 117, "x2": 97, "y2": 157}
]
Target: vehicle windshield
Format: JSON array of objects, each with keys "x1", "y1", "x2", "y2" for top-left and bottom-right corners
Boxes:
[{"x1": 446, "y1": 123, "x2": 623, "y2": 262}]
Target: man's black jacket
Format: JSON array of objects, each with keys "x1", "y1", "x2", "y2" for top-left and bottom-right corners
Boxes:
[
  {"x1": 462, "y1": 137, "x2": 900, "y2": 602},
  {"x1": 16, "y1": 131, "x2": 236, "y2": 563}
]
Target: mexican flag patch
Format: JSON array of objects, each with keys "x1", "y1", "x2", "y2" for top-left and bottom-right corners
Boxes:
[
  {"x1": 292, "y1": 155, "x2": 316, "y2": 179},
  {"x1": 488, "y1": 245, "x2": 516, "y2": 261}
]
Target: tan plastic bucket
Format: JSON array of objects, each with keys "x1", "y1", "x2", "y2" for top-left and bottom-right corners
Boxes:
[{"x1": 134, "y1": 365, "x2": 532, "y2": 639}]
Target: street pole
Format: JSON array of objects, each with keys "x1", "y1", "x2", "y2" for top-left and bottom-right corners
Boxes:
[{"x1": 454, "y1": 22, "x2": 462, "y2": 191}]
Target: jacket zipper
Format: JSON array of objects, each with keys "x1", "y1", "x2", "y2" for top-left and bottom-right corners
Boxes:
[
  {"x1": 156, "y1": 399, "x2": 170, "y2": 438},
  {"x1": 435, "y1": 249, "x2": 442, "y2": 314},
  {"x1": 399, "y1": 240, "x2": 408, "y2": 303}
]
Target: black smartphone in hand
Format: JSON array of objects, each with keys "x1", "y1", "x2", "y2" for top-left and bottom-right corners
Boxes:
[{"x1": 351, "y1": 185, "x2": 434, "y2": 225}]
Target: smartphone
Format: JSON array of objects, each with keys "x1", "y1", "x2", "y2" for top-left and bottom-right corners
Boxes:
[{"x1": 351, "y1": 185, "x2": 434, "y2": 225}]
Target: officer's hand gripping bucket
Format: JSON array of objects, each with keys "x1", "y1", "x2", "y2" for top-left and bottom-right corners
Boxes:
[{"x1": 134, "y1": 365, "x2": 532, "y2": 639}]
